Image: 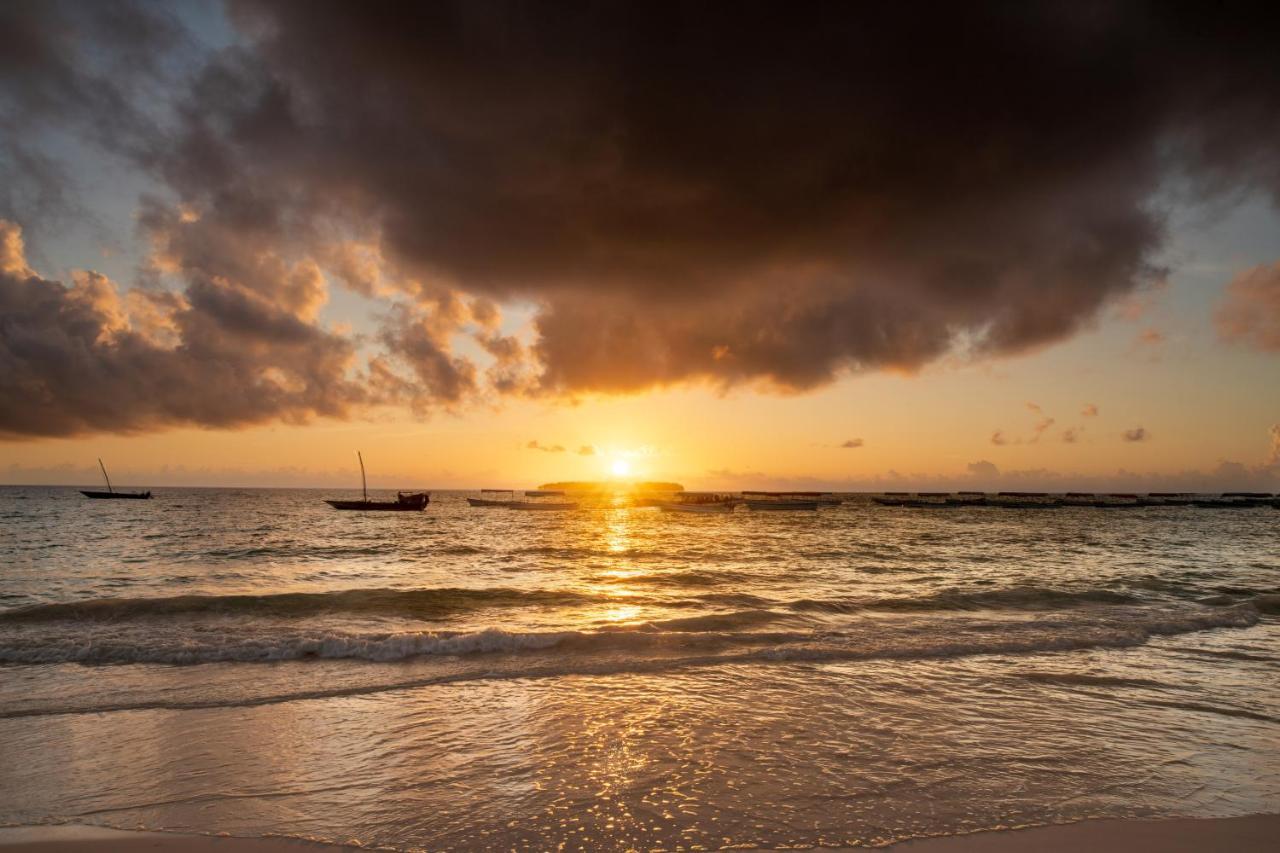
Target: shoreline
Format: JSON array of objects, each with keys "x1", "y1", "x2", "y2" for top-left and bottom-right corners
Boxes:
[
  {"x1": 880, "y1": 813, "x2": 1280, "y2": 851},
  {"x1": 3, "y1": 814, "x2": 1278, "y2": 852},
  {"x1": 0, "y1": 826, "x2": 355, "y2": 852}
]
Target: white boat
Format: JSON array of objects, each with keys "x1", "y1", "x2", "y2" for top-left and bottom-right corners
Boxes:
[
  {"x1": 508, "y1": 500, "x2": 578, "y2": 511},
  {"x1": 504, "y1": 490, "x2": 576, "y2": 510},
  {"x1": 468, "y1": 489, "x2": 517, "y2": 508},
  {"x1": 660, "y1": 502, "x2": 734, "y2": 514},
  {"x1": 745, "y1": 499, "x2": 819, "y2": 511},
  {"x1": 743, "y1": 491, "x2": 820, "y2": 511},
  {"x1": 658, "y1": 493, "x2": 738, "y2": 514}
]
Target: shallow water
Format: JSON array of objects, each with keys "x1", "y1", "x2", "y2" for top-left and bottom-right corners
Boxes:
[{"x1": 0, "y1": 487, "x2": 1277, "y2": 848}]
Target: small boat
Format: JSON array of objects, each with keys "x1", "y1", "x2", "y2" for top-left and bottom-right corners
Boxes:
[
  {"x1": 658, "y1": 492, "x2": 739, "y2": 513},
  {"x1": 1148, "y1": 492, "x2": 1194, "y2": 505},
  {"x1": 468, "y1": 489, "x2": 518, "y2": 508},
  {"x1": 1191, "y1": 497, "x2": 1257, "y2": 509},
  {"x1": 503, "y1": 489, "x2": 577, "y2": 511},
  {"x1": 743, "y1": 491, "x2": 820, "y2": 511},
  {"x1": 902, "y1": 498, "x2": 961, "y2": 508},
  {"x1": 324, "y1": 452, "x2": 429, "y2": 511},
  {"x1": 81, "y1": 459, "x2": 151, "y2": 500}
]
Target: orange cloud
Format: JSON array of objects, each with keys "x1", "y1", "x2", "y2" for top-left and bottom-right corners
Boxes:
[{"x1": 1216, "y1": 262, "x2": 1280, "y2": 352}]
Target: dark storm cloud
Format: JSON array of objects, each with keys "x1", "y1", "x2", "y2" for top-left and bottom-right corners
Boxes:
[
  {"x1": 204, "y1": 1, "x2": 1279, "y2": 391},
  {"x1": 4, "y1": 1, "x2": 1280, "y2": 436}
]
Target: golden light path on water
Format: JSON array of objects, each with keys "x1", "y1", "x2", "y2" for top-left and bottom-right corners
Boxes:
[{"x1": 0, "y1": 487, "x2": 1276, "y2": 849}]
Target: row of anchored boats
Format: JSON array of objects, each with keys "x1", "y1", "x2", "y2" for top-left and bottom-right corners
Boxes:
[
  {"x1": 467, "y1": 489, "x2": 578, "y2": 511},
  {"x1": 78, "y1": 456, "x2": 1279, "y2": 512},
  {"x1": 464, "y1": 490, "x2": 844, "y2": 513},
  {"x1": 871, "y1": 491, "x2": 1280, "y2": 509}
]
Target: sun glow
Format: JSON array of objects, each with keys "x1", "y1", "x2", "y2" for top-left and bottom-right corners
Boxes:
[{"x1": 610, "y1": 458, "x2": 632, "y2": 477}]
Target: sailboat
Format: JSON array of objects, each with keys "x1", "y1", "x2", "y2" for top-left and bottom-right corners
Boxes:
[
  {"x1": 324, "y1": 452, "x2": 429, "y2": 511},
  {"x1": 80, "y1": 459, "x2": 151, "y2": 500}
]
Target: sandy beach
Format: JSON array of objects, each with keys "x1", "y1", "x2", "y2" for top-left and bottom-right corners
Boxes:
[
  {"x1": 0, "y1": 825, "x2": 350, "y2": 852},
  {"x1": 3, "y1": 815, "x2": 1278, "y2": 852},
  {"x1": 888, "y1": 813, "x2": 1280, "y2": 851}
]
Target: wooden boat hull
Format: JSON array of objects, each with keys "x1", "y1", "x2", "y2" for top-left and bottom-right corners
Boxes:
[
  {"x1": 467, "y1": 497, "x2": 516, "y2": 507},
  {"x1": 80, "y1": 490, "x2": 151, "y2": 499},
  {"x1": 659, "y1": 501, "x2": 736, "y2": 513},
  {"x1": 745, "y1": 499, "x2": 819, "y2": 511},
  {"x1": 508, "y1": 501, "x2": 577, "y2": 511},
  {"x1": 325, "y1": 498, "x2": 428, "y2": 511}
]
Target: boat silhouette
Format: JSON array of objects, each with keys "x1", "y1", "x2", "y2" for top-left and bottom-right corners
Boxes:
[
  {"x1": 324, "y1": 452, "x2": 429, "y2": 511},
  {"x1": 80, "y1": 459, "x2": 151, "y2": 500}
]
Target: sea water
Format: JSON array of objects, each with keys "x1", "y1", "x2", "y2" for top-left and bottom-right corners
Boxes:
[{"x1": 0, "y1": 487, "x2": 1277, "y2": 848}]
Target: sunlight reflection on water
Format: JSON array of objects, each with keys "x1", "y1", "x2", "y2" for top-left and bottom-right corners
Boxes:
[{"x1": 0, "y1": 487, "x2": 1276, "y2": 849}]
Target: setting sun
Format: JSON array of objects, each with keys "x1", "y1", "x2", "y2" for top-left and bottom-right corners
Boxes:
[{"x1": 610, "y1": 458, "x2": 632, "y2": 477}]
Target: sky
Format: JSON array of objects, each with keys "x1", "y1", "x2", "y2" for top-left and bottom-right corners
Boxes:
[{"x1": 1, "y1": 1, "x2": 1278, "y2": 491}]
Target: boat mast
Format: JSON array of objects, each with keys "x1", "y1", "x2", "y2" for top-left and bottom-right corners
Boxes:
[
  {"x1": 98, "y1": 458, "x2": 113, "y2": 494},
  {"x1": 358, "y1": 451, "x2": 367, "y2": 502}
]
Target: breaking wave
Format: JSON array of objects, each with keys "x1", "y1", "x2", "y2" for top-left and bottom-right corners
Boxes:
[
  {"x1": 0, "y1": 587, "x2": 595, "y2": 622},
  {"x1": 0, "y1": 600, "x2": 1263, "y2": 670},
  {"x1": 5, "y1": 583, "x2": 1243, "y2": 625}
]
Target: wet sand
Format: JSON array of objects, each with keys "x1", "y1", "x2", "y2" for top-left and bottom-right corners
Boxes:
[
  {"x1": 4, "y1": 814, "x2": 1278, "y2": 852},
  {"x1": 0, "y1": 825, "x2": 353, "y2": 852},
  {"x1": 887, "y1": 813, "x2": 1280, "y2": 852}
]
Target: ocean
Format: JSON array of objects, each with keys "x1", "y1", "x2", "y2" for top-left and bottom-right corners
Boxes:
[{"x1": 0, "y1": 486, "x2": 1277, "y2": 849}]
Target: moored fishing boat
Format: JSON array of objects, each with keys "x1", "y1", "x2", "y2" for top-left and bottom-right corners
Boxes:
[
  {"x1": 467, "y1": 489, "x2": 518, "y2": 507},
  {"x1": 991, "y1": 491, "x2": 1061, "y2": 509},
  {"x1": 658, "y1": 492, "x2": 739, "y2": 513},
  {"x1": 80, "y1": 459, "x2": 151, "y2": 500},
  {"x1": 743, "y1": 491, "x2": 820, "y2": 511},
  {"x1": 324, "y1": 452, "x2": 429, "y2": 511},
  {"x1": 1147, "y1": 492, "x2": 1195, "y2": 505},
  {"x1": 508, "y1": 500, "x2": 578, "y2": 510},
  {"x1": 507, "y1": 489, "x2": 578, "y2": 510}
]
